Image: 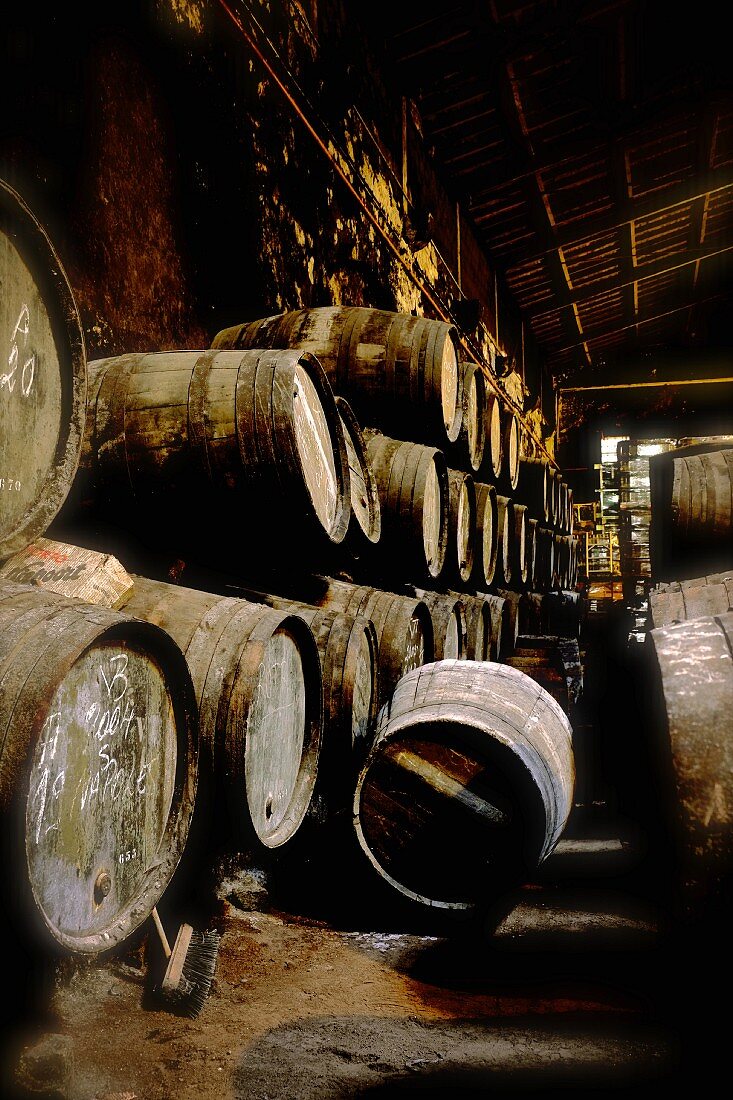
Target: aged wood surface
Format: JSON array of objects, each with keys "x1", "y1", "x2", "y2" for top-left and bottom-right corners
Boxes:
[
  {"x1": 334, "y1": 396, "x2": 381, "y2": 551},
  {"x1": 473, "y1": 482, "x2": 498, "y2": 589},
  {"x1": 481, "y1": 392, "x2": 503, "y2": 481},
  {"x1": 353, "y1": 660, "x2": 574, "y2": 910},
  {"x1": 502, "y1": 408, "x2": 520, "y2": 491},
  {"x1": 446, "y1": 469, "x2": 475, "y2": 585},
  {"x1": 0, "y1": 181, "x2": 86, "y2": 563},
  {"x1": 83, "y1": 349, "x2": 349, "y2": 551},
  {"x1": 0, "y1": 581, "x2": 196, "y2": 954},
  {"x1": 649, "y1": 612, "x2": 733, "y2": 921},
  {"x1": 413, "y1": 590, "x2": 466, "y2": 661},
  {"x1": 0, "y1": 538, "x2": 133, "y2": 608},
  {"x1": 449, "y1": 592, "x2": 491, "y2": 661},
  {"x1": 495, "y1": 495, "x2": 514, "y2": 587},
  {"x1": 124, "y1": 577, "x2": 322, "y2": 850},
  {"x1": 365, "y1": 433, "x2": 448, "y2": 582},
  {"x1": 213, "y1": 306, "x2": 463, "y2": 445}
]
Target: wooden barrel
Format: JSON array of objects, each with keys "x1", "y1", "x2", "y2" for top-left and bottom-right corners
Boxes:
[
  {"x1": 543, "y1": 590, "x2": 583, "y2": 638},
  {"x1": 445, "y1": 469, "x2": 476, "y2": 586},
  {"x1": 300, "y1": 580, "x2": 434, "y2": 701},
  {"x1": 483, "y1": 592, "x2": 509, "y2": 660},
  {"x1": 83, "y1": 349, "x2": 350, "y2": 552},
  {"x1": 505, "y1": 638, "x2": 570, "y2": 713},
  {"x1": 124, "y1": 577, "x2": 322, "y2": 850},
  {"x1": 512, "y1": 503, "x2": 529, "y2": 587},
  {"x1": 496, "y1": 589, "x2": 522, "y2": 656},
  {"x1": 212, "y1": 306, "x2": 464, "y2": 446},
  {"x1": 551, "y1": 471, "x2": 562, "y2": 528},
  {"x1": 353, "y1": 660, "x2": 574, "y2": 910},
  {"x1": 648, "y1": 613, "x2": 733, "y2": 922},
  {"x1": 559, "y1": 482, "x2": 570, "y2": 533},
  {"x1": 0, "y1": 582, "x2": 197, "y2": 954},
  {"x1": 536, "y1": 527, "x2": 556, "y2": 592},
  {"x1": 0, "y1": 181, "x2": 87, "y2": 563},
  {"x1": 567, "y1": 488, "x2": 574, "y2": 535},
  {"x1": 481, "y1": 391, "x2": 503, "y2": 482},
  {"x1": 650, "y1": 577, "x2": 733, "y2": 628},
  {"x1": 414, "y1": 591, "x2": 466, "y2": 660},
  {"x1": 656, "y1": 570, "x2": 733, "y2": 591},
  {"x1": 526, "y1": 517, "x2": 538, "y2": 590},
  {"x1": 494, "y1": 495, "x2": 514, "y2": 587},
  {"x1": 335, "y1": 396, "x2": 381, "y2": 553},
  {"x1": 501, "y1": 406, "x2": 520, "y2": 491},
  {"x1": 472, "y1": 482, "x2": 498, "y2": 589},
  {"x1": 659, "y1": 448, "x2": 733, "y2": 577},
  {"x1": 517, "y1": 459, "x2": 550, "y2": 523},
  {"x1": 452, "y1": 362, "x2": 486, "y2": 472},
  {"x1": 449, "y1": 592, "x2": 491, "y2": 661},
  {"x1": 365, "y1": 433, "x2": 448, "y2": 582}
]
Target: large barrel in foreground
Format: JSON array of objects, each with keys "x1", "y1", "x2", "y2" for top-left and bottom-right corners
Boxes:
[
  {"x1": 0, "y1": 181, "x2": 87, "y2": 563},
  {"x1": 648, "y1": 613, "x2": 733, "y2": 923},
  {"x1": 124, "y1": 577, "x2": 322, "y2": 851},
  {"x1": 0, "y1": 582, "x2": 197, "y2": 954},
  {"x1": 213, "y1": 306, "x2": 463, "y2": 446},
  {"x1": 353, "y1": 660, "x2": 574, "y2": 911},
  {"x1": 83, "y1": 349, "x2": 350, "y2": 553}
]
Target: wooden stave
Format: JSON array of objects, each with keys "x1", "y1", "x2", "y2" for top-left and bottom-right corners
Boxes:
[
  {"x1": 479, "y1": 391, "x2": 504, "y2": 483},
  {"x1": 526, "y1": 517, "x2": 539, "y2": 590},
  {"x1": 413, "y1": 590, "x2": 467, "y2": 661},
  {"x1": 517, "y1": 459, "x2": 550, "y2": 523},
  {"x1": 334, "y1": 395, "x2": 381, "y2": 552},
  {"x1": 482, "y1": 592, "x2": 509, "y2": 660},
  {"x1": 451, "y1": 362, "x2": 487, "y2": 473},
  {"x1": 512, "y1": 503, "x2": 529, "y2": 588},
  {"x1": 212, "y1": 306, "x2": 464, "y2": 446},
  {"x1": 352, "y1": 659, "x2": 574, "y2": 911},
  {"x1": 472, "y1": 482, "x2": 498, "y2": 590},
  {"x1": 501, "y1": 406, "x2": 520, "y2": 492},
  {"x1": 494, "y1": 495, "x2": 514, "y2": 588},
  {"x1": 495, "y1": 589, "x2": 522, "y2": 656},
  {"x1": 365, "y1": 433, "x2": 449, "y2": 583},
  {"x1": 0, "y1": 581, "x2": 198, "y2": 955},
  {"x1": 650, "y1": 578, "x2": 733, "y2": 628},
  {"x1": 0, "y1": 181, "x2": 87, "y2": 563},
  {"x1": 84, "y1": 349, "x2": 351, "y2": 550},
  {"x1": 124, "y1": 576, "x2": 322, "y2": 852},
  {"x1": 296, "y1": 579, "x2": 435, "y2": 702},
  {"x1": 449, "y1": 591, "x2": 491, "y2": 661},
  {"x1": 445, "y1": 468, "x2": 476, "y2": 586}
]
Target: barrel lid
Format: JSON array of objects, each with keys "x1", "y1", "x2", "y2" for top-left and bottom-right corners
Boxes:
[
  {"x1": 0, "y1": 181, "x2": 86, "y2": 562},
  {"x1": 19, "y1": 618, "x2": 197, "y2": 954}
]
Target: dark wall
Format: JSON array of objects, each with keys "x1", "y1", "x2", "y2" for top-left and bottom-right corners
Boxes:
[{"x1": 0, "y1": 0, "x2": 554, "y2": 445}]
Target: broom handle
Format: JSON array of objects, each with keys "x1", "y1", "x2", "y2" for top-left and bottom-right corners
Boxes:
[{"x1": 151, "y1": 906, "x2": 172, "y2": 960}]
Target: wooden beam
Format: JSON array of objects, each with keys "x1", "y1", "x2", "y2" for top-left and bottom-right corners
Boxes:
[
  {"x1": 547, "y1": 293, "x2": 727, "y2": 357},
  {"x1": 526, "y1": 242, "x2": 733, "y2": 321},
  {"x1": 475, "y1": 169, "x2": 733, "y2": 270},
  {"x1": 560, "y1": 376, "x2": 733, "y2": 393}
]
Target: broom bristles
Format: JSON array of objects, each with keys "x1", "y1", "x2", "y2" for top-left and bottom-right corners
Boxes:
[{"x1": 162, "y1": 929, "x2": 221, "y2": 1018}]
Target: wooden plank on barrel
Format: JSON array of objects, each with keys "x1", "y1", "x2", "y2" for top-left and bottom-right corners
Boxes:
[{"x1": 0, "y1": 538, "x2": 134, "y2": 609}]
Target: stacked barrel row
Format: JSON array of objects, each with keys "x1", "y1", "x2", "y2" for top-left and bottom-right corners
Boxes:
[{"x1": 0, "y1": 180, "x2": 576, "y2": 955}]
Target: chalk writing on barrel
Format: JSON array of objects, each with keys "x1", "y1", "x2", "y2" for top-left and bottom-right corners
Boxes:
[{"x1": 1, "y1": 304, "x2": 36, "y2": 398}]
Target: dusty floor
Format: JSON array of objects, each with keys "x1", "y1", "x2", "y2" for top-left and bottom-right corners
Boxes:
[{"x1": 6, "y1": 833, "x2": 689, "y2": 1099}]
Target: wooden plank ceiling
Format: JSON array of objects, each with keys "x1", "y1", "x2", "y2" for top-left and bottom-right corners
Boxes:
[{"x1": 375, "y1": 0, "x2": 733, "y2": 381}]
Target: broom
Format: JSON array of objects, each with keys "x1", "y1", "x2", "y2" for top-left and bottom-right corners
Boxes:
[{"x1": 151, "y1": 907, "x2": 221, "y2": 1018}]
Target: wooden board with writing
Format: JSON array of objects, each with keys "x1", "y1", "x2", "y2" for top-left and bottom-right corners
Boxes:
[{"x1": 0, "y1": 538, "x2": 134, "y2": 609}]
